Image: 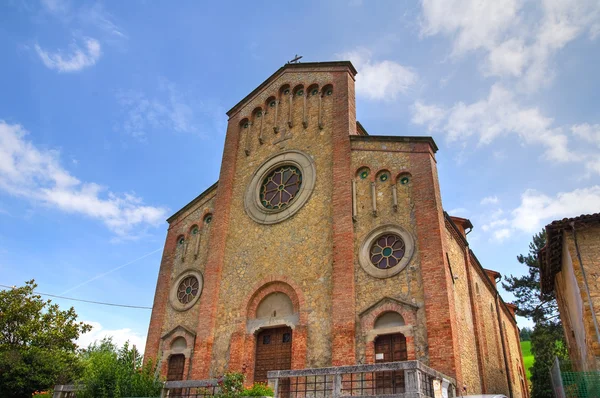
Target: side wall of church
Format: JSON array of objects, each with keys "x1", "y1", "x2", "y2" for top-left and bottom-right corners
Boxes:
[
  {"x1": 500, "y1": 305, "x2": 528, "y2": 398},
  {"x1": 469, "y1": 266, "x2": 509, "y2": 394},
  {"x1": 444, "y1": 228, "x2": 482, "y2": 392}
]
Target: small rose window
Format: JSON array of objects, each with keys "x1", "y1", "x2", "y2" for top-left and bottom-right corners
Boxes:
[
  {"x1": 370, "y1": 234, "x2": 406, "y2": 269},
  {"x1": 260, "y1": 166, "x2": 302, "y2": 210},
  {"x1": 177, "y1": 276, "x2": 200, "y2": 304}
]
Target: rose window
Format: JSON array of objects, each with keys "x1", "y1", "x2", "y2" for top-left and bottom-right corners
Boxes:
[
  {"x1": 177, "y1": 276, "x2": 200, "y2": 304},
  {"x1": 370, "y1": 234, "x2": 406, "y2": 269},
  {"x1": 260, "y1": 166, "x2": 302, "y2": 210}
]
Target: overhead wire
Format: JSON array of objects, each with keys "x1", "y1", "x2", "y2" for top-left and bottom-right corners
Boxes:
[{"x1": 0, "y1": 284, "x2": 152, "y2": 310}]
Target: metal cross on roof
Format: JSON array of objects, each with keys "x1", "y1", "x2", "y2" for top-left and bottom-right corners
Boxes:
[{"x1": 288, "y1": 55, "x2": 303, "y2": 64}]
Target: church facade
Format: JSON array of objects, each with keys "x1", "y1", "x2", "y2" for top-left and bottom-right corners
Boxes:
[{"x1": 144, "y1": 61, "x2": 527, "y2": 397}]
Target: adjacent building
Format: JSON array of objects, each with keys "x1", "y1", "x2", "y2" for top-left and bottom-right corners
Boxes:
[
  {"x1": 144, "y1": 61, "x2": 527, "y2": 397},
  {"x1": 540, "y1": 213, "x2": 600, "y2": 371}
]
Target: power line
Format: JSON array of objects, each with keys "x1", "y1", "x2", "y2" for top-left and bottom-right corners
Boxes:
[
  {"x1": 0, "y1": 284, "x2": 152, "y2": 310},
  {"x1": 60, "y1": 247, "x2": 163, "y2": 295}
]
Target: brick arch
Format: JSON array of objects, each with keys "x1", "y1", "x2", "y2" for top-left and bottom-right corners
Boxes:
[
  {"x1": 243, "y1": 276, "x2": 307, "y2": 322},
  {"x1": 394, "y1": 170, "x2": 412, "y2": 183},
  {"x1": 361, "y1": 301, "x2": 416, "y2": 331},
  {"x1": 374, "y1": 168, "x2": 392, "y2": 182},
  {"x1": 229, "y1": 276, "x2": 308, "y2": 385},
  {"x1": 355, "y1": 165, "x2": 374, "y2": 182},
  {"x1": 359, "y1": 299, "x2": 418, "y2": 364},
  {"x1": 159, "y1": 326, "x2": 196, "y2": 380}
]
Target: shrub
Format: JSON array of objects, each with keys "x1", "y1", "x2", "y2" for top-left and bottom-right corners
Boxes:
[{"x1": 240, "y1": 382, "x2": 274, "y2": 397}]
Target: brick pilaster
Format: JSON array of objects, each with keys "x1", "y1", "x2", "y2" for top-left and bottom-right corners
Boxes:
[
  {"x1": 190, "y1": 117, "x2": 242, "y2": 378},
  {"x1": 331, "y1": 70, "x2": 357, "y2": 365},
  {"x1": 410, "y1": 146, "x2": 462, "y2": 382}
]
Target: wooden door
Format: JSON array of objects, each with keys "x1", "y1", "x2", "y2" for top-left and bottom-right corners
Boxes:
[
  {"x1": 374, "y1": 333, "x2": 407, "y2": 394},
  {"x1": 254, "y1": 327, "x2": 293, "y2": 383},
  {"x1": 167, "y1": 354, "x2": 185, "y2": 381}
]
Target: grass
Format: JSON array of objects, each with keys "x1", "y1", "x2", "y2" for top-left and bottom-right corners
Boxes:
[{"x1": 521, "y1": 340, "x2": 533, "y2": 382}]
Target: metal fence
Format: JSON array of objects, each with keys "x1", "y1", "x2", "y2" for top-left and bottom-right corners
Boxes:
[
  {"x1": 55, "y1": 360, "x2": 455, "y2": 398},
  {"x1": 550, "y1": 357, "x2": 600, "y2": 398},
  {"x1": 160, "y1": 379, "x2": 220, "y2": 398},
  {"x1": 267, "y1": 360, "x2": 455, "y2": 398}
]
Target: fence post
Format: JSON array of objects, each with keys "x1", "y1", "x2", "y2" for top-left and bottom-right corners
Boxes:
[
  {"x1": 404, "y1": 368, "x2": 420, "y2": 394},
  {"x1": 333, "y1": 373, "x2": 342, "y2": 398},
  {"x1": 269, "y1": 377, "x2": 279, "y2": 398}
]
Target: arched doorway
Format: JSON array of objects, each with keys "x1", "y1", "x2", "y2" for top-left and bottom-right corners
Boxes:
[
  {"x1": 254, "y1": 326, "x2": 293, "y2": 383},
  {"x1": 167, "y1": 353, "x2": 185, "y2": 381},
  {"x1": 374, "y1": 333, "x2": 407, "y2": 394}
]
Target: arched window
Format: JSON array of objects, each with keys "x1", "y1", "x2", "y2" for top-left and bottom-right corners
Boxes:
[
  {"x1": 374, "y1": 311, "x2": 405, "y2": 329},
  {"x1": 255, "y1": 292, "x2": 294, "y2": 319}
]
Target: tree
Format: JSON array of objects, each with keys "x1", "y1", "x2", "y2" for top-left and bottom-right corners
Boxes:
[
  {"x1": 503, "y1": 231, "x2": 567, "y2": 398},
  {"x1": 503, "y1": 231, "x2": 559, "y2": 324},
  {"x1": 519, "y1": 327, "x2": 532, "y2": 341},
  {"x1": 0, "y1": 280, "x2": 91, "y2": 398},
  {"x1": 78, "y1": 337, "x2": 163, "y2": 398}
]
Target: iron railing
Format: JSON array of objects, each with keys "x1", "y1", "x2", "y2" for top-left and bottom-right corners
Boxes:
[
  {"x1": 160, "y1": 379, "x2": 221, "y2": 398},
  {"x1": 267, "y1": 360, "x2": 455, "y2": 398}
]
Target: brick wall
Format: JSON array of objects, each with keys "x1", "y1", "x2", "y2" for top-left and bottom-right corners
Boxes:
[{"x1": 563, "y1": 225, "x2": 600, "y2": 370}]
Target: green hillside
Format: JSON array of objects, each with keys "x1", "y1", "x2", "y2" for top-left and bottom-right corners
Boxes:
[{"x1": 521, "y1": 340, "x2": 533, "y2": 381}]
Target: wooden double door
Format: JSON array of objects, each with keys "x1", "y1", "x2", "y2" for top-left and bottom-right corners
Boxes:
[
  {"x1": 254, "y1": 326, "x2": 293, "y2": 384},
  {"x1": 374, "y1": 333, "x2": 407, "y2": 394}
]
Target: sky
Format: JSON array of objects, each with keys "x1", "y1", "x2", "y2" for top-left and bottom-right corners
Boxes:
[{"x1": 1, "y1": 0, "x2": 600, "y2": 352}]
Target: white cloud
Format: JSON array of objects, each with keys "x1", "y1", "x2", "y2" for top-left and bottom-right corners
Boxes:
[
  {"x1": 412, "y1": 83, "x2": 577, "y2": 162},
  {"x1": 572, "y1": 124, "x2": 600, "y2": 147},
  {"x1": 412, "y1": 84, "x2": 600, "y2": 173},
  {"x1": 481, "y1": 186, "x2": 600, "y2": 240},
  {"x1": 77, "y1": 321, "x2": 146, "y2": 353},
  {"x1": 116, "y1": 80, "x2": 223, "y2": 141},
  {"x1": 35, "y1": 37, "x2": 101, "y2": 72},
  {"x1": 0, "y1": 121, "x2": 167, "y2": 237},
  {"x1": 420, "y1": 0, "x2": 522, "y2": 55},
  {"x1": 512, "y1": 187, "x2": 600, "y2": 233},
  {"x1": 448, "y1": 207, "x2": 468, "y2": 215},
  {"x1": 338, "y1": 48, "x2": 417, "y2": 100},
  {"x1": 420, "y1": 0, "x2": 600, "y2": 92},
  {"x1": 41, "y1": 0, "x2": 70, "y2": 15},
  {"x1": 481, "y1": 195, "x2": 499, "y2": 205}
]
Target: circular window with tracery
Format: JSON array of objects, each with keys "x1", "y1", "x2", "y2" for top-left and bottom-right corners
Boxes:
[
  {"x1": 245, "y1": 150, "x2": 316, "y2": 225},
  {"x1": 359, "y1": 225, "x2": 414, "y2": 278},
  {"x1": 370, "y1": 234, "x2": 406, "y2": 269},
  {"x1": 177, "y1": 275, "x2": 200, "y2": 304},
  {"x1": 170, "y1": 270, "x2": 203, "y2": 311},
  {"x1": 260, "y1": 166, "x2": 303, "y2": 210}
]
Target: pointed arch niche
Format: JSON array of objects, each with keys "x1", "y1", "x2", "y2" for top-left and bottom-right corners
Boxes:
[
  {"x1": 227, "y1": 278, "x2": 308, "y2": 385},
  {"x1": 359, "y1": 297, "x2": 419, "y2": 364},
  {"x1": 159, "y1": 325, "x2": 196, "y2": 380}
]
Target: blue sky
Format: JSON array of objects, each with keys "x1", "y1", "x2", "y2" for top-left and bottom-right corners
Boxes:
[{"x1": 1, "y1": 0, "x2": 599, "y2": 350}]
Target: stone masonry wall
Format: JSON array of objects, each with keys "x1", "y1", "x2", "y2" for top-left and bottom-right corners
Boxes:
[
  {"x1": 144, "y1": 186, "x2": 216, "y2": 372},
  {"x1": 564, "y1": 225, "x2": 600, "y2": 369},
  {"x1": 469, "y1": 263, "x2": 512, "y2": 395},
  {"x1": 209, "y1": 67, "x2": 351, "y2": 379},
  {"x1": 444, "y1": 229, "x2": 481, "y2": 392},
  {"x1": 350, "y1": 139, "x2": 427, "y2": 364}
]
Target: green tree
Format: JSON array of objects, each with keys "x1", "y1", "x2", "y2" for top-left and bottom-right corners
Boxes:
[
  {"x1": 503, "y1": 231, "x2": 568, "y2": 398},
  {"x1": 0, "y1": 280, "x2": 91, "y2": 398},
  {"x1": 520, "y1": 327, "x2": 532, "y2": 341},
  {"x1": 78, "y1": 337, "x2": 163, "y2": 398}
]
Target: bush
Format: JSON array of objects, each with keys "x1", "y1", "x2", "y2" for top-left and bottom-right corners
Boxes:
[
  {"x1": 78, "y1": 338, "x2": 163, "y2": 398},
  {"x1": 240, "y1": 382, "x2": 274, "y2": 397}
]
